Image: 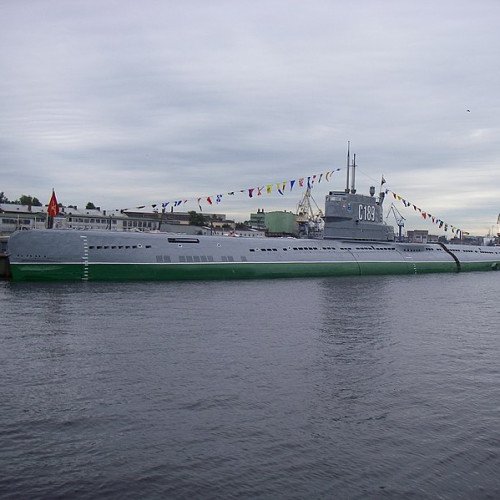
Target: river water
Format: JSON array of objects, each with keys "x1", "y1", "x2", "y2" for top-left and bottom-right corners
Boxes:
[{"x1": 1, "y1": 273, "x2": 499, "y2": 499}]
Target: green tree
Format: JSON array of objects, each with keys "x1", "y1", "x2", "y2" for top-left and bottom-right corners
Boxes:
[
  {"x1": 86, "y1": 202, "x2": 96, "y2": 210},
  {"x1": 0, "y1": 192, "x2": 9, "y2": 203},
  {"x1": 18, "y1": 194, "x2": 42, "y2": 206},
  {"x1": 188, "y1": 210, "x2": 206, "y2": 226}
]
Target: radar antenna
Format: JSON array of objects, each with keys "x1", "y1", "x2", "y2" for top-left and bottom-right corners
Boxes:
[{"x1": 386, "y1": 203, "x2": 406, "y2": 242}]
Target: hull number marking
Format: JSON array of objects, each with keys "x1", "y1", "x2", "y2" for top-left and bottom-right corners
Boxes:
[{"x1": 359, "y1": 204, "x2": 376, "y2": 221}]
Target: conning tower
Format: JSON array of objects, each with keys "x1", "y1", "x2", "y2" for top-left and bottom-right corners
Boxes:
[{"x1": 323, "y1": 148, "x2": 394, "y2": 241}]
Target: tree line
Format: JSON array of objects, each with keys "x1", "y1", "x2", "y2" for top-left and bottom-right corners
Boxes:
[
  {"x1": 0, "y1": 192, "x2": 42, "y2": 206},
  {"x1": 0, "y1": 192, "x2": 97, "y2": 210}
]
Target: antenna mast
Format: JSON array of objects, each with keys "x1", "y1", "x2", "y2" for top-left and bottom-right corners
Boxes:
[
  {"x1": 351, "y1": 153, "x2": 356, "y2": 194},
  {"x1": 345, "y1": 141, "x2": 350, "y2": 193}
]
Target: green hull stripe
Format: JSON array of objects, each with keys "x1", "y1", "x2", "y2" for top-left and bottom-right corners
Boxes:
[{"x1": 9, "y1": 259, "x2": 499, "y2": 282}]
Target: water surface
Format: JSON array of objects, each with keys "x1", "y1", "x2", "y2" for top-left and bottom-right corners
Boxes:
[{"x1": 1, "y1": 273, "x2": 499, "y2": 498}]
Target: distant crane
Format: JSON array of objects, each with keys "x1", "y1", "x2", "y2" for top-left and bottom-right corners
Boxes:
[
  {"x1": 386, "y1": 203, "x2": 406, "y2": 242},
  {"x1": 296, "y1": 186, "x2": 323, "y2": 221},
  {"x1": 296, "y1": 187, "x2": 324, "y2": 238}
]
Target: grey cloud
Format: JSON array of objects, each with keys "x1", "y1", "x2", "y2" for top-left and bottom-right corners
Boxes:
[{"x1": 1, "y1": 0, "x2": 499, "y2": 233}]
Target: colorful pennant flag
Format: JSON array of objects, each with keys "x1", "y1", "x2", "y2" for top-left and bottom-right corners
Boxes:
[
  {"x1": 119, "y1": 167, "x2": 341, "y2": 213},
  {"x1": 387, "y1": 189, "x2": 464, "y2": 237}
]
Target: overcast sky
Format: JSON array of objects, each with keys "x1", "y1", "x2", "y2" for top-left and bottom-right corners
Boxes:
[{"x1": 1, "y1": 0, "x2": 499, "y2": 235}]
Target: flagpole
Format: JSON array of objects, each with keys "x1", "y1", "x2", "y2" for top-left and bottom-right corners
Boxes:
[{"x1": 46, "y1": 188, "x2": 59, "y2": 229}]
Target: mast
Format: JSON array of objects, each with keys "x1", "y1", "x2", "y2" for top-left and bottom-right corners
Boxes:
[
  {"x1": 351, "y1": 153, "x2": 356, "y2": 194},
  {"x1": 345, "y1": 141, "x2": 350, "y2": 193}
]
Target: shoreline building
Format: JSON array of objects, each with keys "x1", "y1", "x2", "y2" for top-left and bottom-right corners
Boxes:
[
  {"x1": 0, "y1": 203, "x2": 229, "y2": 236},
  {"x1": 0, "y1": 203, "x2": 267, "y2": 238},
  {"x1": 248, "y1": 209, "x2": 298, "y2": 237}
]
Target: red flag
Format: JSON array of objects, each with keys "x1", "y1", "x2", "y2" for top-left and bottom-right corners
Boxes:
[{"x1": 47, "y1": 190, "x2": 59, "y2": 217}]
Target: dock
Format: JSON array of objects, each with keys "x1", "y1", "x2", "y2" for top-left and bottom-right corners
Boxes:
[{"x1": 0, "y1": 236, "x2": 10, "y2": 279}]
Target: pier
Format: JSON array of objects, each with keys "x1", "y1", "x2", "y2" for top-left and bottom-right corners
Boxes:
[{"x1": 0, "y1": 236, "x2": 10, "y2": 279}]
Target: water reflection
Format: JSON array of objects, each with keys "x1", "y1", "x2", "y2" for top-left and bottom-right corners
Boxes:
[{"x1": 307, "y1": 277, "x2": 400, "y2": 442}]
